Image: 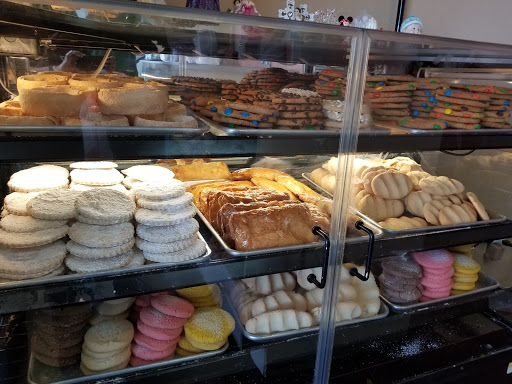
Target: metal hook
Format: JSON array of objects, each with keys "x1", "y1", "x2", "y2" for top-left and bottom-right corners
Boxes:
[
  {"x1": 307, "y1": 226, "x2": 330, "y2": 289},
  {"x1": 349, "y1": 221, "x2": 375, "y2": 282}
]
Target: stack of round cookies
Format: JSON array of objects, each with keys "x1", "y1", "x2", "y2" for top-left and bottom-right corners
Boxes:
[
  {"x1": 133, "y1": 180, "x2": 206, "y2": 264},
  {"x1": 176, "y1": 284, "x2": 223, "y2": 308},
  {"x1": 181, "y1": 306, "x2": 234, "y2": 355},
  {"x1": 65, "y1": 189, "x2": 136, "y2": 273},
  {"x1": 69, "y1": 161, "x2": 128, "y2": 194},
  {"x1": 412, "y1": 249, "x2": 454, "y2": 301},
  {"x1": 81, "y1": 319, "x2": 134, "y2": 375},
  {"x1": 378, "y1": 259, "x2": 423, "y2": 303},
  {"x1": 89, "y1": 297, "x2": 136, "y2": 325},
  {"x1": 131, "y1": 294, "x2": 194, "y2": 366},
  {"x1": 0, "y1": 183, "x2": 79, "y2": 281},
  {"x1": 451, "y1": 254, "x2": 481, "y2": 293},
  {"x1": 31, "y1": 304, "x2": 91, "y2": 367},
  {"x1": 121, "y1": 164, "x2": 175, "y2": 191}
]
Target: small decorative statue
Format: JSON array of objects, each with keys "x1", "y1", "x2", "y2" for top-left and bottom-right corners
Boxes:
[
  {"x1": 279, "y1": 0, "x2": 296, "y2": 20},
  {"x1": 186, "y1": 0, "x2": 219, "y2": 11},
  {"x1": 235, "y1": 0, "x2": 261, "y2": 16},
  {"x1": 400, "y1": 15, "x2": 423, "y2": 34},
  {"x1": 338, "y1": 15, "x2": 353, "y2": 26}
]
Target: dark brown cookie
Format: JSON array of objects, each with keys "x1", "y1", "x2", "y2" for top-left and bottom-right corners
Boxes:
[
  {"x1": 381, "y1": 260, "x2": 422, "y2": 279},
  {"x1": 37, "y1": 327, "x2": 86, "y2": 349},
  {"x1": 378, "y1": 272, "x2": 418, "y2": 291},
  {"x1": 32, "y1": 334, "x2": 82, "y2": 358},
  {"x1": 35, "y1": 319, "x2": 89, "y2": 336},
  {"x1": 382, "y1": 286, "x2": 422, "y2": 303},
  {"x1": 32, "y1": 350, "x2": 80, "y2": 367}
]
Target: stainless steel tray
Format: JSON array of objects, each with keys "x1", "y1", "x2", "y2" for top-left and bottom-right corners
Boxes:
[
  {"x1": 373, "y1": 257, "x2": 499, "y2": 313},
  {"x1": 302, "y1": 172, "x2": 508, "y2": 235},
  {"x1": 27, "y1": 341, "x2": 228, "y2": 384},
  {"x1": 374, "y1": 121, "x2": 512, "y2": 135},
  {"x1": 1, "y1": 111, "x2": 209, "y2": 136},
  {"x1": 0, "y1": 233, "x2": 211, "y2": 290},
  {"x1": 195, "y1": 208, "x2": 382, "y2": 257},
  {"x1": 223, "y1": 284, "x2": 388, "y2": 343}
]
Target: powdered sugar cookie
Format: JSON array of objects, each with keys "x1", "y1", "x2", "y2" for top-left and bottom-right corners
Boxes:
[
  {"x1": 133, "y1": 181, "x2": 185, "y2": 202},
  {"x1": 0, "y1": 226, "x2": 68, "y2": 248},
  {"x1": 83, "y1": 319, "x2": 134, "y2": 353},
  {"x1": 75, "y1": 189, "x2": 136, "y2": 223},
  {"x1": 122, "y1": 165, "x2": 174, "y2": 182},
  {"x1": 135, "y1": 206, "x2": 195, "y2": 226},
  {"x1": 143, "y1": 239, "x2": 207, "y2": 263},
  {"x1": 27, "y1": 189, "x2": 81, "y2": 220},
  {"x1": 70, "y1": 169, "x2": 124, "y2": 186},
  {"x1": 10, "y1": 165, "x2": 68, "y2": 180},
  {"x1": 8, "y1": 174, "x2": 68, "y2": 193},
  {"x1": 68, "y1": 222, "x2": 134, "y2": 248},
  {"x1": 4, "y1": 192, "x2": 42, "y2": 215},
  {"x1": 0, "y1": 240, "x2": 67, "y2": 275},
  {"x1": 125, "y1": 248, "x2": 144, "y2": 268},
  {"x1": 0, "y1": 215, "x2": 67, "y2": 233},
  {"x1": 135, "y1": 235, "x2": 196, "y2": 254},
  {"x1": 66, "y1": 238, "x2": 134, "y2": 259},
  {"x1": 122, "y1": 177, "x2": 142, "y2": 190},
  {"x1": 412, "y1": 249, "x2": 454, "y2": 269},
  {"x1": 70, "y1": 182, "x2": 128, "y2": 194},
  {"x1": 76, "y1": 215, "x2": 129, "y2": 226},
  {"x1": 0, "y1": 263, "x2": 65, "y2": 281},
  {"x1": 70, "y1": 161, "x2": 118, "y2": 169},
  {"x1": 136, "y1": 192, "x2": 193, "y2": 212},
  {"x1": 136, "y1": 219, "x2": 198, "y2": 243},
  {"x1": 65, "y1": 250, "x2": 133, "y2": 273}
]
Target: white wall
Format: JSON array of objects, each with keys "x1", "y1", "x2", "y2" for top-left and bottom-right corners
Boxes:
[{"x1": 404, "y1": 0, "x2": 512, "y2": 44}]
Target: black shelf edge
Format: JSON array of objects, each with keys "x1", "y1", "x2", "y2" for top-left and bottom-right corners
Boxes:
[
  {"x1": 0, "y1": 129, "x2": 512, "y2": 162},
  {"x1": 0, "y1": 220, "x2": 510, "y2": 314}
]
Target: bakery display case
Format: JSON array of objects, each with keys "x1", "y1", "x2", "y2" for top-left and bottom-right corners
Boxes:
[{"x1": 1, "y1": 1, "x2": 512, "y2": 383}]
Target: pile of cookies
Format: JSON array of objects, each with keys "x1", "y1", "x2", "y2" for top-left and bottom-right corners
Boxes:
[
  {"x1": 166, "y1": 76, "x2": 222, "y2": 101},
  {"x1": 207, "y1": 101, "x2": 278, "y2": 129},
  {"x1": 451, "y1": 254, "x2": 481, "y2": 293},
  {"x1": 133, "y1": 180, "x2": 206, "y2": 264},
  {"x1": 240, "y1": 68, "x2": 288, "y2": 91},
  {"x1": 176, "y1": 284, "x2": 223, "y2": 308},
  {"x1": 66, "y1": 189, "x2": 136, "y2": 273},
  {"x1": 229, "y1": 265, "x2": 381, "y2": 335},
  {"x1": 272, "y1": 90, "x2": 324, "y2": 130},
  {"x1": 81, "y1": 319, "x2": 134, "y2": 375},
  {"x1": 378, "y1": 259, "x2": 423, "y2": 303},
  {"x1": 31, "y1": 304, "x2": 91, "y2": 367},
  {"x1": 320, "y1": 99, "x2": 372, "y2": 131},
  {"x1": 314, "y1": 68, "x2": 347, "y2": 100},
  {"x1": 89, "y1": 297, "x2": 136, "y2": 325},
  {"x1": 131, "y1": 294, "x2": 193, "y2": 366},
  {"x1": 412, "y1": 250, "x2": 454, "y2": 301},
  {"x1": 484, "y1": 87, "x2": 512, "y2": 129},
  {"x1": 69, "y1": 161, "x2": 128, "y2": 194}
]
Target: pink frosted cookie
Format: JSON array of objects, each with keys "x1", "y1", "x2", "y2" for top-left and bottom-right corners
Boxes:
[
  {"x1": 137, "y1": 321, "x2": 183, "y2": 341},
  {"x1": 135, "y1": 296, "x2": 151, "y2": 308},
  {"x1": 151, "y1": 296, "x2": 194, "y2": 319},
  {"x1": 140, "y1": 307, "x2": 188, "y2": 330},
  {"x1": 412, "y1": 249, "x2": 454, "y2": 269},
  {"x1": 129, "y1": 354, "x2": 174, "y2": 367},
  {"x1": 421, "y1": 276, "x2": 453, "y2": 288},
  {"x1": 150, "y1": 292, "x2": 169, "y2": 296},
  {"x1": 422, "y1": 288, "x2": 451, "y2": 299},
  {"x1": 422, "y1": 266, "x2": 454, "y2": 280},
  {"x1": 424, "y1": 280, "x2": 453, "y2": 292},
  {"x1": 134, "y1": 331, "x2": 178, "y2": 352},
  {"x1": 131, "y1": 342, "x2": 175, "y2": 360}
]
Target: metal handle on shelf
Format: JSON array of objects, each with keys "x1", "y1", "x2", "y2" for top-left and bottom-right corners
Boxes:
[
  {"x1": 307, "y1": 226, "x2": 330, "y2": 289},
  {"x1": 349, "y1": 221, "x2": 375, "y2": 282}
]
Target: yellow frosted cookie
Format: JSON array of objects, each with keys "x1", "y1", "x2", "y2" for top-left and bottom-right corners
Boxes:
[
  {"x1": 453, "y1": 274, "x2": 478, "y2": 283},
  {"x1": 448, "y1": 244, "x2": 474, "y2": 254},
  {"x1": 452, "y1": 281, "x2": 476, "y2": 291},
  {"x1": 177, "y1": 284, "x2": 217, "y2": 299},
  {"x1": 178, "y1": 334, "x2": 204, "y2": 353},
  {"x1": 175, "y1": 345, "x2": 201, "y2": 357},
  {"x1": 453, "y1": 254, "x2": 480, "y2": 275},
  {"x1": 184, "y1": 307, "x2": 234, "y2": 350}
]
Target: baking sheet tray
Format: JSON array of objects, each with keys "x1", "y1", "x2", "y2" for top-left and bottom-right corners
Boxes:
[
  {"x1": 223, "y1": 285, "x2": 388, "y2": 343},
  {"x1": 27, "y1": 341, "x2": 228, "y2": 384},
  {"x1": 373, "y1": 258, "x2": 499, "y2": 313},
  {"x1": 0, "y1": 111, "x2": 209, "y2": 136},
  {"x1": 197, "y1": 114, "x2": 388, "y2": 138},
  {"x1": 302, "y1": 172, "x2": 507, "y2": 235},
  {"x1": 0, "y1": 233, "x2": 211, "y2": 289},
  {"x1": 374, "y1": 121, "x2": 512, "y2": 135},
  {"x1": 195, "y1": 208, "x2": 382, "y2": 257}
]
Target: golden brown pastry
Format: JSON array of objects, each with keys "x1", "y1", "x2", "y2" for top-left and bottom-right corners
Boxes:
[
  {"x1": 230, "y1": 167, "x2": 287, "y2": 182},
  {"x1": 170, "y1": 160, "x2": 231, "y2": 181},
  {"x1": 275, "y1": 175, "x2": 319, "y2": 203},
  {"x1": 370, "y1": 171, "x2": 413, "y2": 199},
  {"x1": 378, "y1": 216, "x2": 428, "y2": 230},
  {"x1": 0, "y1": 100, "x2": 23, "y2": 116},
  {"x1": 466, "y1": 192, "x2": 490, "y2": 221},
  {"x1": 439, "y1": 204, "x2": 477, "y2": 225},
  {"x1": 354, "y1": 190, "x2": 404, "y2": 221},
  {"x1": 405, "y1": 191, "x2": 432, "y2": 218},
  {"x1": 423, "y1": 199, "x2": 453, "y2": 225},
  {"x1": 251, "y1": 177, "x2": 297, "y2": 200},
  {"x1": 419, "y1": 176, "x2": 465, "y2": 195}
]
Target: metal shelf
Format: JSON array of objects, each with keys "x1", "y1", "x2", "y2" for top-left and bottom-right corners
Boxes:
[
  {"x1": 0, "y1": 220, "x2": 510, "y2": 315},
  {"x1": 0, "y1": 129, "x2": 512, "y2": 162}
]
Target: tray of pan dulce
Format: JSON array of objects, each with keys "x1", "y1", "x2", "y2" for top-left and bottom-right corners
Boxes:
[
  {"x1": 187, "y1": 167, "x2": 383, "y2": 257},
  {"x1": 304, "y1": 155, "x2": 506, "y2": 235},
  {"x1": 372, "y1": 251, "x2": 499, "y2": 313},
  {"x1": 27, "y1": 286, "x2": 232, "y2": 384},
  {"x1": 223, "y1": 264, "x2": 388, "y2": 343},
  {"x1": 0, "y1": 161, "x2": 215, "y2": 290},
  {"x1": 0, "y1": 72, "x2": 209, "y2": 136}
]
